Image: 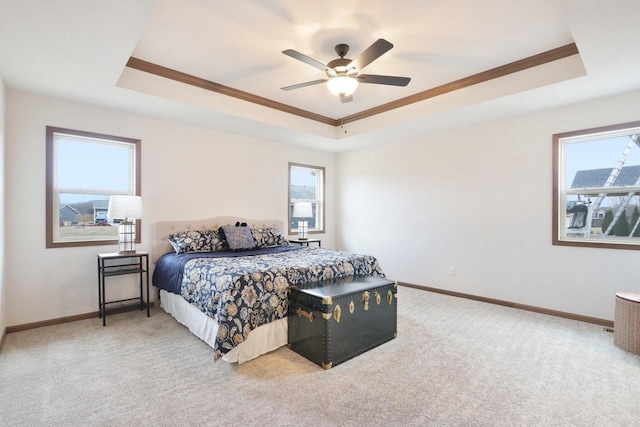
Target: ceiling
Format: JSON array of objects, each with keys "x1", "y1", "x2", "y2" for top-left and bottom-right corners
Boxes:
[{"x1": 1, "y1": 0, "x2": 640, "y2": 152}]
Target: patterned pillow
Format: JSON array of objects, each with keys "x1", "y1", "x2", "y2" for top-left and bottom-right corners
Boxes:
[
  {"x1": 168, "y1": 230, "x2": 211, "y2": 254},
  {"x1": 219, "y1": 225, "x2": 256, "y2": 251},
  {"x1": 252, "y1": 227, "x2": 289, "y2": 248},
  {"x1": 168, "y1": 229, "x2": 225, "y2": 254},
  {"x1": 206, "y1": 229, "x2": 225, "y2": 252}
]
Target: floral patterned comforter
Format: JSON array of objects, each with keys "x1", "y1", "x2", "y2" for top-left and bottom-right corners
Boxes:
[{"x1": 180, "y1": 246, "x2": 385, "y2": 358}]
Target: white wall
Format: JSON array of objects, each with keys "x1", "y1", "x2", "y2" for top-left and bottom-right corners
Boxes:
[
  {"x1": 0, "y1": 77, "x2": 6, "y2": 337},
  {"x1": 337, "y1": 89, "x2": 640, "y2": 321},
  {"x1": 7, "y1": 85, "x2": 640, "y2": 327},
  {"x1": 5, "y1": 90, "x2": 336, "y2": 326}
]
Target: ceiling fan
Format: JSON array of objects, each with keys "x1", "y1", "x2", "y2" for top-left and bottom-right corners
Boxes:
[{"x1": 281, "y1": 38, "x2": 411, "y2": 103}]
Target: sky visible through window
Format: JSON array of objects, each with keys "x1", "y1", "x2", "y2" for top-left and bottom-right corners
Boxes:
[
  {"x1": 290, "y1": 168, "x2": 316, "y2": 190},
  {"x1": 565, "y1": 136, "x2": 640, "y2": 187},
  {"x1": 57, "y1": 137, "x2": 131, "y2": 204}
]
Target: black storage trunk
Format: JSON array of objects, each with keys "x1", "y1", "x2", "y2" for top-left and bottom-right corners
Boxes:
[{"x1": 288, "y1": 275, "x2": 397, "y2": 369}]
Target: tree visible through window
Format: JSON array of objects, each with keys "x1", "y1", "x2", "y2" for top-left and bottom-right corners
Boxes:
[
  {"x1": 288, "y1": 163, "x2": 325, "y2": 235},
  {"x1": 553, "y1": 120, "x2": 640, "y2": 249},
  {"x1": 46, "y1": 127, "x2": 141, "y2": 248}
]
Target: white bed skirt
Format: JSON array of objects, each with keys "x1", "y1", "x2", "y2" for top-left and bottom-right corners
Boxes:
[{"x1": 159, "y1": 289, "x2": 288, "y2": 364}]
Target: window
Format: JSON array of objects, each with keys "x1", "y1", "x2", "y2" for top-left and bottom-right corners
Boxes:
[
  {"x1": 46, "y1": 127, "x2": 141, "y2": 248},
  {"x1": 288, "y1": 163, "x2": 325, "y2": 235},
  {"x1": 553, "y1": 120, "x2": 640, "y2": 249}
]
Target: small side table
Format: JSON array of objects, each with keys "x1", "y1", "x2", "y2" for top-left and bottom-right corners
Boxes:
[
  {"x1": 97, "y1": 252, "x2": 150, "y2": 326},
  {"x1": 614, "y1": 291, "x2": 640, "y2": 354},
  {"x1": 290, "y1": 238, "x2": 321, "y2": 247}
]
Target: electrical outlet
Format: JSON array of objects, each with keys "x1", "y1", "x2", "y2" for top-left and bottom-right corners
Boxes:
[{"x1": 448, "y1": 267, "x2": 456, "y2": 276}]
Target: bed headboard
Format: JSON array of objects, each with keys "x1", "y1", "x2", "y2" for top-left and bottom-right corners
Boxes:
[{"x1": 151, "y1": 216, "x2": 285, "y2": 263}]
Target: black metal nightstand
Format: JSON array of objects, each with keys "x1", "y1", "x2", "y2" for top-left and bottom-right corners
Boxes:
[
  {"x1": 97, "y1": 252, "x2": 150, "y2": 326},
  {"x1": 289, "y1": 238, "x2": 321, "y2": 247}
]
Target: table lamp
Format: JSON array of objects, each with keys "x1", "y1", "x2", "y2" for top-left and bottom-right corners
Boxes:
[
  {"x1": 107, "y1": 195, "x2": 142, "y2": 254},
  {"x1": 293, "y1": 201, "x2": 313, "y2": 240}
]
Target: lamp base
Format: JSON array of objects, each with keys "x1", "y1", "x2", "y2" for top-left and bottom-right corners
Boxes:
[
  {"x1": 117, "y1": 220, "x2": 136, "y2": 254},
  {"x1": 297, "y1": 219, "x2": 309, "y2": 240},
  {"x1": 118, "y1": 250, "x2": 137, "y2": 255}
]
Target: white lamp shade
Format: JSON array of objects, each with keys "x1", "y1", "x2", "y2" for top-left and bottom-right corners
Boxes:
[
  {"x1": 107, "y1": 195, "x2": 142, "y2": 220},
  {"x1": 293, "y1": 201, "x2": 313, "y2": 218},
  {"x1": 326, "y1": 76, "x2": 359, "y2": 96}
]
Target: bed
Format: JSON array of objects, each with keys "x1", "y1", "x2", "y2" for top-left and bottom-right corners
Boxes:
[{"x1": 151, "y1": 216, "x2": 386, "y2": 364}]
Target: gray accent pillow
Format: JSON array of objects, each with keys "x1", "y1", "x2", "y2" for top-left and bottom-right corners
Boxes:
[{"x1": 219, "y1": 225, "x2": 256, "y2": 251}]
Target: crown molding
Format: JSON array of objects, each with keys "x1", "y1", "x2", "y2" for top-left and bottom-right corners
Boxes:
[{"x1": 126, "y1": 43, "x2": 579, "y2": 127}]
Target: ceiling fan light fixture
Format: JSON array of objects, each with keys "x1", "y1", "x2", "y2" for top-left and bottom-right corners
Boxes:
[
  {"x1": 282, "y1": 39, "x2": 407, "y2": 99},
  {"x1": 327, "y1": 76, "x2": 359, "y2": 97}
]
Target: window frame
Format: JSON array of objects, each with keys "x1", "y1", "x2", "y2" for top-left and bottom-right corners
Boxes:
[
  {"x1": 288, "y1": 162, "x2": 325, "y2": 235},
  {"x1": 552, "y1": 120, "x2": 640, "y2": 250},
  {"x1": 46, "y1": 126, "x2": 141, "y2": 248}
]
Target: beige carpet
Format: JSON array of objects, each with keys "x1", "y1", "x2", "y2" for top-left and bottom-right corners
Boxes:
[{"x1": 1, "y1": 286, "x2": 639, "y2": 426}]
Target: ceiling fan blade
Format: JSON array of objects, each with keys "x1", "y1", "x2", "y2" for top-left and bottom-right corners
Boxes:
[
  {"x1": 340, "y1": 94, "x2": 353, "y2": 103},
  {"x1": 357, "y1": 74, "x2": 411, "y2": 86},
  {"x1": 348, "y1": 38, "x2": 393, "y2": 72},
  {"x1": 282, "y1": 49, "x2": 328, "y2": 72},
  {"x1": 281, "y1": 79, "x2": 327, "y2": 91}
]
